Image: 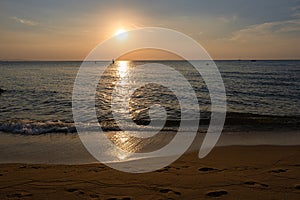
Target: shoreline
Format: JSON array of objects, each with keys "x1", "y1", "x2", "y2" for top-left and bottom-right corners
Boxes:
[{"x1": 0, "y1": 130, "x2": 299, "y2": 165}]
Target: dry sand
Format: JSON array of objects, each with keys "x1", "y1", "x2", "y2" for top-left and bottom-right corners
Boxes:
[{"x1": 0, "y1": 145, "x2": 299, "y2": 199}]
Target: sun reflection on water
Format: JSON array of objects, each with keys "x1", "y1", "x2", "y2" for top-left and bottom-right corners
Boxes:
[
  {"x1": 108, "y1": 132, "x2": 133, "y2": 161},
  {"x1": 116, "y1": 60, "x2": 129, "y2": 78}
]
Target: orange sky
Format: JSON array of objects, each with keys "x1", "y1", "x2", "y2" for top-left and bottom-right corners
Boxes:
[{"x1": 0, "y1": 0, "x2": 299, "y2": 60}]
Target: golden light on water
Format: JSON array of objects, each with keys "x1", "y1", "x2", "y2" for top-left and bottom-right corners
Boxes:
[
  {"x1": 117, "y1": 154, "x2": 128, "y2": 160},
  {"x1": 108, "y1": 132, "x2": 133, "y2": 160},
  {"x1": 117, "y1": 60, "x2": 129, "y2": 78}
]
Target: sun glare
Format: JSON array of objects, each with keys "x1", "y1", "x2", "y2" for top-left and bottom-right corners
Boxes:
[
  {"x1": 114, "y1": 28, "x2": 128, "y2": 40},
  {"x1": 114, "y1": 29, "x2": 127, "y2": 36}
]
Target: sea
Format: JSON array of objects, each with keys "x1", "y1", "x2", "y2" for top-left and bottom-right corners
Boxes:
[
  {"x1": 0, "y1": 60, "x2": 299, "y2": 165},
  {"x1": 0, "y1": 60, "x2": 299, "y2": 133}
]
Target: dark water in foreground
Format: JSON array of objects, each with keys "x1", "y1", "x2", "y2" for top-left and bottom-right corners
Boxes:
[{"x1": 0, "y1": 60, "x2": 299, "y2": 134}]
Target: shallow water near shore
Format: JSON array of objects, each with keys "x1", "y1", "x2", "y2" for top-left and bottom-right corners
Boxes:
[{"x1": 0, "y1": 130, "x2": 299, "y2": 166}]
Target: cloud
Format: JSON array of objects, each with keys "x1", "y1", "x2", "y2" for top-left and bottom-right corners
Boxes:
[
  {"x1": 9, "y1": 16, "x2": 63, "y2": 34},
  {"x1": 130, "y1": 23, "x2": 145, "y2": 29},
  {"x1": 11, "y1": 17, "x2": 38, "y2": 26},
  {"x1": 206, "y1": 18, "x2": 300, "y2": 59},
  {"x1": 291, "y1": 5, "x2": 300, "y2": 17},
  {"x1": 229, "y1": 19, "x2": 300, "y2": 42},
  {"x1": 218, "y1": 15, "x2": 238, "y2": 24}
]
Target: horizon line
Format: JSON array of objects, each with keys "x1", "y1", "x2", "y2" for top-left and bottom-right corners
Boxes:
[{"x1": 1, "y1": 59, "x2": 300, "y2": 62}]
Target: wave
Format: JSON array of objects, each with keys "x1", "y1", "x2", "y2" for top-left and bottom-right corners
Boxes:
[
  {"x1": 0, "y1": 120, "x2": 76, "y2": 135},
  {"x1": 0, "y1": 112, "x2": 299, "y2": 135}
]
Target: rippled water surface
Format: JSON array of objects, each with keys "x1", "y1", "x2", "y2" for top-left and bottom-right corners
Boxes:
[{"x1": 0, "y1": 60, "x2": 299, "y2": 134}]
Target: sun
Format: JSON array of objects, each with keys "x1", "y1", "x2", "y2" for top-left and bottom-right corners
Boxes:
[
  {"x1": 114, "y1": 28, "x2": 127, "y2": 36},
  {"x1": 114, "y1": 28, "x2": 128, "y2": 40}
]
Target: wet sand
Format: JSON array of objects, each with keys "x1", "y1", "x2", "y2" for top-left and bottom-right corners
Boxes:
[{"x1": 0, "y1": 145, "x2": 299, "y2": 199}]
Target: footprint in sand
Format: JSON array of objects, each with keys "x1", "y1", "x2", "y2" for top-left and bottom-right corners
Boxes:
[
  {"x1": 66, "y1": 188, "x2": 78, "y2": 192},
  {"x1": 181, "y1": 165, "x2": 189, "y2": 168},
  {"x1": 244, "y1": 181, "x2": 269, "y2": 188},
  {"x1": 295, "y1": 184, "x2": 300, "y2": 190},
  {"x1": 206, "y1": 190, "x2": 228, "y2": 197},
  {"x1": 159, "y1": 188, "x2": 181, "y2": 196},
  {"x1": 90, "y1": 194, "x2": 99, "y2": 198},
  {"x1": 31, "y1": 166, "x2": 42, "y2": 169},
  {"x1": 156, "y1": 166, "x2": 171, "y2": 172},
  {"x1": 269, "y1": 169, "x2": 287, "y2": 173},
  {"x1": 65, "y1": 188, "x2": 85, "y2": 195},
  {"x1": 106, "y1": 197, "x2": 131, "y2": 200},
  {"x1": 7, "y1": 191, "x2": 33, "y2": 198},
  {"x1": 198, "y1": 167, "x2": 219, "y2": 172}
]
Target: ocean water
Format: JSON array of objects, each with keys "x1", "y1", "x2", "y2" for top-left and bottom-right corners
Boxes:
[{"x1": 0, "y1": 60, "x2": 299, "y2": 135}]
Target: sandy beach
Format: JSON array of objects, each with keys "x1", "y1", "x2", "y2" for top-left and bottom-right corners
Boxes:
[
  {"x1": 1, "y1": 0, "x2": 300, "y2": 199},
  {"x1": 0, "y1": 145, "x2": 299, "y2": 199}
]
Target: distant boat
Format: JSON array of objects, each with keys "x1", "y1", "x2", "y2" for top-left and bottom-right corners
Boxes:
[{"x1": 250, "y1": 60, "x2": 257, "y2": 62}]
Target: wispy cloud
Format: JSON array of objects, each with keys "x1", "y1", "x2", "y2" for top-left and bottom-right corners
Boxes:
[
  {"x1": 291, "y1": 5, "x2": 300, "y2": 17},
  {"x1": 11, "y1": 17, "x2": 38, "y2": 26},
  {"x1": 229, "y1": 19, "x2": 300, "y2": 42},
  {"x1": 130, "y1": 23, "x2": 144, "y2": 29},
  {"x1": 9, "y1": 16, "x2": 65, "y2": 34},
  {"x1": 218, "y1": 15, "x2": 238, "y2": 24}
]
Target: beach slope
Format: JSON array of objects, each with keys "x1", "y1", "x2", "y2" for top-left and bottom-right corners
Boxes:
[{"x1": 0, "y1": 145, "x2": 299, "y2": 199}]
